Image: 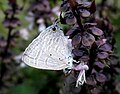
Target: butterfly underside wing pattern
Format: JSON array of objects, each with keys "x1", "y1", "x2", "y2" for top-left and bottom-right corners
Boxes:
[{"x1": 22, "y1": 24, "x2": 73, "y2": 70}]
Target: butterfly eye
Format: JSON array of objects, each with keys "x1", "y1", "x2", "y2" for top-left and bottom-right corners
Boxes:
[{"x1": 52, "y1": 27, "x2": 56, "y2": 31}]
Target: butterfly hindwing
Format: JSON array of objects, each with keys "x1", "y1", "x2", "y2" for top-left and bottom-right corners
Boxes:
[{"x1": 22, "y1": 25, "x2": 72, "y2": 70}]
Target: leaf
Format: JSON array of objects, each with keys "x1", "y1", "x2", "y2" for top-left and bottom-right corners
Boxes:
[
  {"x1": 79, "y1": 9, "x2": 90, "y2": 18},
  {"x1": 79, "y1": 55, "x2": 89, "y2": 62},
  {"x1": 114, "y1": 31, "x2": 120, "y2": 58},
  {"x1": 89, "y1": 27, "x2": 103, "y2": 36},
  {"x1": 84, "y1": 23, "x2": 97, "y2": 28},
  {"x1": 86, "y1": 76, "x2": 97, "y2": 86},
  {"x1": 97, "y1": 52, "x2": 109, "y2": 59},
  {"x1": 60, "y1": 2, "x2": 70, "y2": 12},
  {"x1": 99, "y1": 43, "x2": 112, "y2": 52},
  {"x1": 89, "y1": 0, "x2": 96, "y2": 14},
  {"x1": 65, "y1": 11, "x2": 76, "y2": 25},
  {"x1": 0, "y1": 37, "x2": 7, "y2": 47},
  {"x1": 10, "y1": 82, "x2": 38, "y2": 94},
  {"x1": 72, "y1": 49, "x2": 84, "y2": 57},
  {"x1": 60, "y1": 12, "x2": 66, "y2": 24},
  {"x1": 94, "y1": 61, "x2": 105, "y2": 69},
  {"x1": 111, "y1": 16, "x2": 120, "y2": 25},
  {"x1": 96, "y1": 73, "x2": 107, "y2": 83},
  {"x1": 82, "y1": 32, "x2": 95, "y2": 46},
  {"x1": 3, "y1": 18, "x2": 21, "y2": 28},
  {"x1": 66, "y1": 27, "x2": 80, "y2": 36},
  {"x1": 72, "y1": 33, "x2": 81, "y2": 46},
  {"x1": 91, "y1": 87, "x2": 101, "y2": 94}
]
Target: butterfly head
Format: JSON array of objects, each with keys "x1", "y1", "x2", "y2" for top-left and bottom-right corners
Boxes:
[{"x1": 51, "y1": 24, "x2": 62, "y2": 32}]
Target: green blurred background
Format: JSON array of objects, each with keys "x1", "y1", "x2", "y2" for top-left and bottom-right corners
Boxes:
[{"x1": 0, "y1": 0, "x2": 120, "y2": 94}]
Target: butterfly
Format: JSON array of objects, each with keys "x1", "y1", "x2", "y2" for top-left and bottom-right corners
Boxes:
[
  {"x1": 22, "y1": 23, "x2": 73, "y2": 70},
  {"x1": 22, "y1": 23, "x2": 89, "y2": 87}
]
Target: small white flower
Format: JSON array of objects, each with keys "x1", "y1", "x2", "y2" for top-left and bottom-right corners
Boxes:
[
  {"x1": 25, "y1": 12, "x2": 35, "y2": 30},
  {"x1": 37, "y1": 18, "x2": 46, "y2": 32},
  {"x1": 38, "y1": 23, "x2": 46, "y2": 32},
  {"x1": 14, "y1": 53, "x2": 26, "y2": 68},
  {"x1": 37, "y1": 18, "x2": 44, "y2": 24},
  {"x1": 73, "y1": 62, "x2": 89, "y2": 87},
  {"x1": 19, "y1": 28, "x2": 29, "y2": 40},
  {"x1": 52, "y1": 6, "x2": 60, "y2": 16}
]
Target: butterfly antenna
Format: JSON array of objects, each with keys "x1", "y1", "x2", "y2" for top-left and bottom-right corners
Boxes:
[{"x1": 54, "y1": 18, "x2": 60, "y2": 24}]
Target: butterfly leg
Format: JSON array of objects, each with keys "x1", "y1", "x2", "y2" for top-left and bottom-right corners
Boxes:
[{"x1": 63, "y1": 56, "x2": 73, "y2": 74}]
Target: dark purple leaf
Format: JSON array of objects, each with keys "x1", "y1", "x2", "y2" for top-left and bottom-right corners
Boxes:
[
  {"x1": 3, "y1": 18, "x2": 21, "y2": 28},
  {"x1": 5, "y1": 9, "x2": 13, "y2": 15},
  {"x1": 79, "y1": 55, "x2": 89, "y2": 62},
  {"x1": 82, "y1": 2, "x2": 91, "y2": 7},
  {"x1": 65, "y1": 11, "x2": 76, "y2": 25},
  {"x1": 82, "y1": 32, "x2": 95, "y2": 46},
  {"x1": 66, "y1": 29, "x2": 75, "y2": 36},
  {"x1": 9, "y1": 0, "x2": 16, "y2": 5},
  {"x1": 99, "y1": 43, "x2": 112, "y2": 52},
  {"x1": 92, "y1": 68, "x2": 97, "y2": 74},
  {"x1": 89, "y1": 27, "x2": 103, "y2": 36},
  {"x1": 72, "y1": 33, "x2": 81, "y2": 46},
  {"x1": 97, "y1": 52, "x2": 109, "y2": 59},
  {"x1": 61, "y1": 2, "x2": 70, "y2": 12},
  {"x1": 60, "y1": 12, "x2": 66, "y2": 24},
  {"x1": 66, "y1": 27, "x2": 80, "y2": 36},
  {"x1": 65, "y1": 17, "x2": 77, "y2": 25},
  {"x1": 115, "y1": 68, "x2": 120, "y2": 74},
  {"x1": 12, "y1": 31, "x2": 20, "y2": 38},
  {"x1": 89, "y1": 0, "x2": 96, "y2": 14},
  {"x1": 91, "y1": 87, "x2": 101, "y2": 94},
  {"x1": 79, "y1": 9, "x2": 90, "y2": 17},
  {"x1": 72, "y1": 49, "x2": 83, "y2": 57},
  {"x1": 94, "y1": 61, "x2": 105, "y2": 69},
  {"x1": 0, "y1": 37, "x2": 7, "y2": 48},
  {"x1": 84, "y1": 23, "x2": 97, "y2": 28},
  {"x1": 96, "y1": 73, "x2": 107, "y2": 83},
  {"x1": 68, "y1": 0, "x2": 78, "y2": 10},
  {"x1": 116, "y1": 82, "x2": 120, "y2": 93},
  {"x1": 65, "y1": 74, "x2": 76, "y2": 84},
  {"x1": 86, "y1": 76, "x2": 97, "y2": 86},
  {"x1": 95, "y1": 39, "x2": 106, "y2": 47}
]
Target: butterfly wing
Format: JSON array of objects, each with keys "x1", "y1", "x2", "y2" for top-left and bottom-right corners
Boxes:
[{"x1": 22, "y1": 27, "x2": 72, "y2": 70}]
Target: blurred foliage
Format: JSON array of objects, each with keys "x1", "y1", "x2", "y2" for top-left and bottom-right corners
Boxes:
[
  {"x1": 10, "y1": 68, "x2": 61, "y2": 94},
  {"x1": 0, "y1": 0, "x2": 120, "y2": 94}
]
